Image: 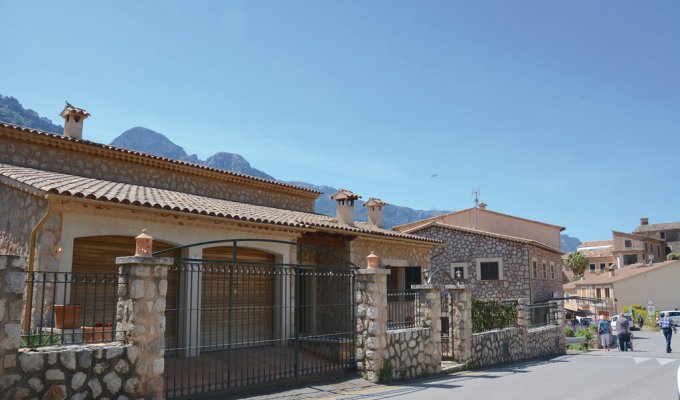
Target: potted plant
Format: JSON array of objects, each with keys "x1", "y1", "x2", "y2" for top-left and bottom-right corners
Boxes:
[{"x1": 53, "y1": 304, "x2": 83, "y2": 329}]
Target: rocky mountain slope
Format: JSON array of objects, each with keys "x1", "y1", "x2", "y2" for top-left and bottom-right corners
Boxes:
[{"x1": 0, "y1": 94, "x2": 580, "y2": 248}]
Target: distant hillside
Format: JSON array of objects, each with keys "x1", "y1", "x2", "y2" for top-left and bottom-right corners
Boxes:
[
  {"x1": 110, "y1": 127, "x2": 274, "y2": 180},
  {"x1": 560, "y1": 234, "x2": 582, "y2": 253},
  {"x1": 0, "y1": 94, "x2": 581, "y2": 248},
  {"x1": 0, "y1": 95, "x2": 63, "y2": 133}
]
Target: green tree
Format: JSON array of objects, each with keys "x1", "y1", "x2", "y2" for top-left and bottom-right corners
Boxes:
[{"x1": 566, "y1": 252, "x2": 589, "y2": 277}]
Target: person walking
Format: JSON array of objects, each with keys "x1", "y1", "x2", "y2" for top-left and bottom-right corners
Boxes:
[
  {"x1": 637, "y1": 314, "x2": 644, "y2": 330},
  {"x1": 616, "y1": 313, "x2": 631, "y2": 351},
  {"x1": 598, "y1": 318, "x2": 611, "y2": 351},
  {"x1": 658, "y1": 314, "x2": 678, "y2": 353}
]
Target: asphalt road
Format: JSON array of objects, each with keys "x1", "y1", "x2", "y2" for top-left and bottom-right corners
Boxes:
[{"x1": 331, "y1": 328, "x2": 680, "y2": 400}]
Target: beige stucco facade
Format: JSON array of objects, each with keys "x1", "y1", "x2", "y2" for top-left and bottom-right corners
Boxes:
[{"x1": 395, "y1": 207, "x2": 564, "y2": 250}]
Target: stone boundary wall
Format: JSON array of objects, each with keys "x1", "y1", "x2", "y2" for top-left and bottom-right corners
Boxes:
[
  {"x1": 9, "y1": 343, "x2": 137, "y2": 400},
  {"x1": 385, "y1": 327, "x2": 440, "y2": 380},
  {"x1": 470, "y1": 325, "x2": 565, "y2": 369},
  {"x1": 0, "y1": 255, "x2": 26, "y2": 390}
]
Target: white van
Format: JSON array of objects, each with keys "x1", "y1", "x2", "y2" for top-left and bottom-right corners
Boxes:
[{"x1": 659, "y1": 310, "x2": 680, "y2": 326}]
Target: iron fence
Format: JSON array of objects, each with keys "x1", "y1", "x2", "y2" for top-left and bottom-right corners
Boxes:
[
  {"x1": 22, "y1": 271, "x2": 126, "y2": 348},
  {"x1": 164, "y1": 260, "x2": 355, "y2": 398},
  {"x1": 528, "y1": 302, "x2": 558, "y2": 328},
  {"x1": 387, "y1": 289, "x2": 421, "y2": 330}
]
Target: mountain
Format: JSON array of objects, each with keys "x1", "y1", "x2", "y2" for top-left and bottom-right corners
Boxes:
[
  {"x1": 0, "y1": 95, "x2": 63, "y2": 133},
  {"x1": 0, "y1": 94, "x2": 581, "y2": 248},
  {"x1": 110, "y1": 127, "x2": 273, "y2": 180},
  {"x1": 288, "y1": 182, "x2": 447, "y2": 229},
  {"x1": 560, "y1": 234, "x2": 582, "y2": 253}
]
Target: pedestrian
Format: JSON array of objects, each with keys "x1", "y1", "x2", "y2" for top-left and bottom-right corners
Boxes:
[
  {"x1": 571, "y1": 316, "x2": 578, "y2": 331},
  {"x1": 598, "y1": 317, "x2": 611, "y2": 351},
  {"x1": 637, "y1": 314, "x2": 644, "y2": 330},
  {"x1": 616, "y1": 313, "x2": 631, "y2": 351},
  {"x1": 658, "y1": 313, "x2": 678, "y2": 353}
]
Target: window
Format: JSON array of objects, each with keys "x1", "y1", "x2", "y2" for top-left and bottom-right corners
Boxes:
[
  {"x1": 624, "y1": 240, "x2": 632, "y2": 248},
  {"x1": 404, "y1": 266, "x2": 422, "y2": 289},
  {"x1": 596, "y1": 288, "x2": 602, "y2": 298},
  {"x1": 589, "y1": 264, "x2": 596, "y2": 272},
  {"x1": 599, "y1": 263, "x2": 606, "y2": 272},
  {"x1": 542, "y1": 262, "x2": 547, "y2": 279},
  {"x1": 604, "y1": 288, "x2": 610, "y2": 299},
  {"x1": 550, "y1": 262, "x2": 555, "y2": 280},
  {"x1": 660, "y1": 232, "x2": 666, "y2": 240},
  {"x1": 480, "y1": 262, "x2": 499, "y2": 280},
  {"x1": 623, "y1": 254, "x2": 638, "y2": 265},
  {"x1": 532, "y1": 260, "x2": 537, "y2": 278},
  {"x1": 450, "y1": 262, "x2": 467, "y2": 280},
  {"x1": 476, "y1": 257, "x2": 504, "y2": 281}
]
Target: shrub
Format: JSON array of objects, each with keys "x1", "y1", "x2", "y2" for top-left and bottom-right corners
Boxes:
[
  {"x1": 378, "y1": 361, "x2": 393, "y2": 383},
  {"x1": 575, "y1": 328, "x2": 593, "y2": 341},
  {"x1": 564, "y1": 325, "x2": 574, "y2": 337},
  {"x1": 667, "y1": 252, "x2": 680, "y2": 261},
  {"x1": 471, "y1": 298, "x2": 518, "y2": 333}
]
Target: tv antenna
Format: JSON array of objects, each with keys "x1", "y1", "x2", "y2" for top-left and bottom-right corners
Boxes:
[{"x1": 472, "y1": 188, "x2": 480, "y2": 208}]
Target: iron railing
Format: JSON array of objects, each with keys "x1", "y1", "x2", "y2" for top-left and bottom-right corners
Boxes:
[
  {"x1": 22, "y1": 271, "x2": 126, "y2": 348},
  {"x1": 387, "y1": 289, "x2": 421, "y2": 330},
  {"x1": 440, "y1": 291, "x2": 453, "y2": 358},
  {"x1": 528, "y1": 302, "x2": 558, "y2": 328},
  {"x1": 164, "y1": 260, "x2": 355, "y2": 398}
]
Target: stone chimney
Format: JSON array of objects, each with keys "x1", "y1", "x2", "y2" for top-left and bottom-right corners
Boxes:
[
  {"x1": 330, "y1": 189, "x2": 361, "y2": 226},
  {"x1": 478, "y1": 202, "x2": 487, "y2": 210},
  {"x1": 363, "y1": 198, "x2": 388, "y2": 228},
  {"x1": 60, "y1": 102, "x2": 90, "y2": 140},
  {"x1": 609, "y1": 268, "x2": 615, "y2": 277},
  {"x1": 640, "y1": 217, "x2": 649, "y2": 225}
]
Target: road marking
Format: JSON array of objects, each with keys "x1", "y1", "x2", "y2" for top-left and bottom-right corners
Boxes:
[
  {"x1": 633, "y1": 357, "x2": 653, "y2": 364},
  {"x1": 656, "y1": 358, "x2": 677, "y2": 366}
]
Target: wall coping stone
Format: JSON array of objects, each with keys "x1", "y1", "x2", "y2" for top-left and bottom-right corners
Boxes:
[
  {"x1": 115, "y1": 256, "x2": 174, "y2": 266},
  {"x1": 356, "y1": 269, "x2": 391, "y2": 275},
  {"x1": 444, "y1": 284, "x2": 469, "y2": 290},
  {"x1": 410, "y1": 284, "x2": 438, "y2": 290}
]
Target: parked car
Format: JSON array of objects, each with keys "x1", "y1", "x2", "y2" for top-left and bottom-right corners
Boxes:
[
  {"x1": 611, "y1": 314, "x2": 637, "y2": 331},
  {"x1": 576, "y1": 316, "x2": 593, "y2": 326},
  {"x1": 659, "y1": 310, "x2": 680, "y2": 326}
]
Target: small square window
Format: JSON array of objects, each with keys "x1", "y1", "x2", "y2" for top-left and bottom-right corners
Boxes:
[
  {"x1": 625, "y1": 240, "x2": 632, "y2": 248},
  {"x1": 480, "y1": 262, "x2": 499, "y2": 280},
  {"x1": 660, "y1": 232, "x2": 666, "y2": 240},
  {"x1": 589, "y1": 264, "x2": 595, "y2": 272}
]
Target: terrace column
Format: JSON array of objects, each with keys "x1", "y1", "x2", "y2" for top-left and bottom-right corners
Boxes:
[
  {"x1": 411, "y1": 284, "x2": 442, "y2": 374},
  {"x1": 355, "y1": 267, "x2": 390, "y2": 383},
  {"x1": 0, "y1": 255, "x2": 27, "y2": 392},
  {"x1": 445, "y1": 284, "x2": 472, "y2": 363},
  {"x1": 116, "y1": 255, "x2": 172, "y2": 400}
]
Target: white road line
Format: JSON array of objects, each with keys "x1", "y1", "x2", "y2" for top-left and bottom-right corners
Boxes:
[
  {"x1": 656, "y1": 358, "x2": 677, "y2": 366},
  {"x1": 633, "y1": 357, "x2": 653, "y2": 364}
]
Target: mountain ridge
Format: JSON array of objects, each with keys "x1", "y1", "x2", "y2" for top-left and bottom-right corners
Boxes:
[{"x1": 0, "y1": 94, "x2": 580, "y2": 250}]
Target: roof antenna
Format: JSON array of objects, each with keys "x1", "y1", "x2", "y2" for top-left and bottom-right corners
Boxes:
[{"x1": 472, "y1": 188, "x2": 480, "y2": 208}]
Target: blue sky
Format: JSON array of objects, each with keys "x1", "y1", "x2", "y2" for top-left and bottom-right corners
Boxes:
[{"x1": 1, "y1": 1, "x2": 678, "y2": 242}]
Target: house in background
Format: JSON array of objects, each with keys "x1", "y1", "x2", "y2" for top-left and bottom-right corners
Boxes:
[
  {"x1": 564, "y1": 260, "x2": 680, "y2": 319},
  {"x1": 633, "y1": 217, "x2": 680, "y2": 255},
  {"x1": 394, "y1": 205, "x2": 565, "y2": 302}
]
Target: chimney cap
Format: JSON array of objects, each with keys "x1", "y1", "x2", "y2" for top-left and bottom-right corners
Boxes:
[
  {"x1": 59, "y1": 102, "x2": 91, "y2": 119},
  {"x1": 478, "y1": 202, "x2": 488, "y2": 210},
  {"x1": 330, "y1": 189, "x2": 361, "y2": 202},
  {"x1": 640, "y1": 217, "x2": 649, "y2": 225},
  {"x1": 363, "y1": 198, "x2": 388, "y2": 208}
]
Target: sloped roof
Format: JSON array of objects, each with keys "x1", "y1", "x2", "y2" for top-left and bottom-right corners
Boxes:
[
  {"x1": 634, "y1": 222, "x2": 680, "y2": 233},
  {"x1": 403, "y1": 221, "x2": 562, "y2": 254},
  {"x1": 393, "y1": 207, "x2": 566, "y2": 232},
  {"x1": 60, "y1": 102, "x2": 90, "y2": 117},
  {"x1": 570, "y1": 260, "x2": 679, "y2": 286},
  {"x1": 0, "y1": 163, "x2": 439, "y2": 244},
  {"x1": 0, "y1": 121, "x2": 320, "y2": 196},
  {"x1": 612, "y1": 230, "x2": 665, "y2": 244},
  {"x1": 579, "y1": 240, "x2": 613, "y2": 248}
]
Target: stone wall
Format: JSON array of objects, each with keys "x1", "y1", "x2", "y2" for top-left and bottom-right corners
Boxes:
[
  {"x1": 9, "y1": 343, "x2": 138, "y2": 400},
  {"x1": 385, "y1": 328, "x2": 439, "y2": 380},
  {"x1": 470, "y1": 325, "x2": 565, "y2": 369},
  {"x1": 0, "y1": 132, "x2": 316, "y2": 213},
  {"x1": 351, "y1": 238, "x2": 431, "y2": 269},
  {"x1": 416, "y1": 225, "x2": 531, "y2": 301},
  {"x1": 529, "y1": 246, "x2": 564, "y2": 302},
  {"x1": 0, "y1": 186, "x2": 47, "y2": 257},
  {"x1": 0, "y1": 255, "x2": 26, "y2": 390}
]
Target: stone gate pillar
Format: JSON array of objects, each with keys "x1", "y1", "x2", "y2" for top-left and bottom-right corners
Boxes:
[
  {"x1": 0, "y1": 255, "x2": 26, "y2": 393},
  {"x1": 411, "y1": 284, "x2": 442, "y2": 374},
  {"x1": 445, "y1": 284, "x2": 472, "y2": 363},
  {"x1": 116, "y1": 255, "x2": 172, "y2": 400},
  {"x1": 354, "y1": 268, "x2": 389, "y2": 383}
]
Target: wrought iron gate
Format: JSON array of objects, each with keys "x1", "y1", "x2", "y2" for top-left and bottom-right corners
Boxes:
[
  {"x1": 155, "y1": 239, "x2": 356, "y2": 398},
  {"x1": 440, "y1": 291, "x2": 454, "y2": 359}
]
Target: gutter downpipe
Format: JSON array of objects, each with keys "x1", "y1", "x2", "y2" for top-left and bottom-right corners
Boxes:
[{"x1": 22, "y1": 194, "x2": 53, "y2": 331}]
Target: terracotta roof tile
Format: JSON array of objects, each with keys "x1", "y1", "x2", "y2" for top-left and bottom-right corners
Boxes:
[
  {"x1": 634, "y1": 222, "x2": 680, "y2": 233},
  {"x1": 570, "y1": 260, "x2": 679, "y2": 286},
  {"x1": 0, "y1": 163, "x2": 439, "y2": 244}
]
